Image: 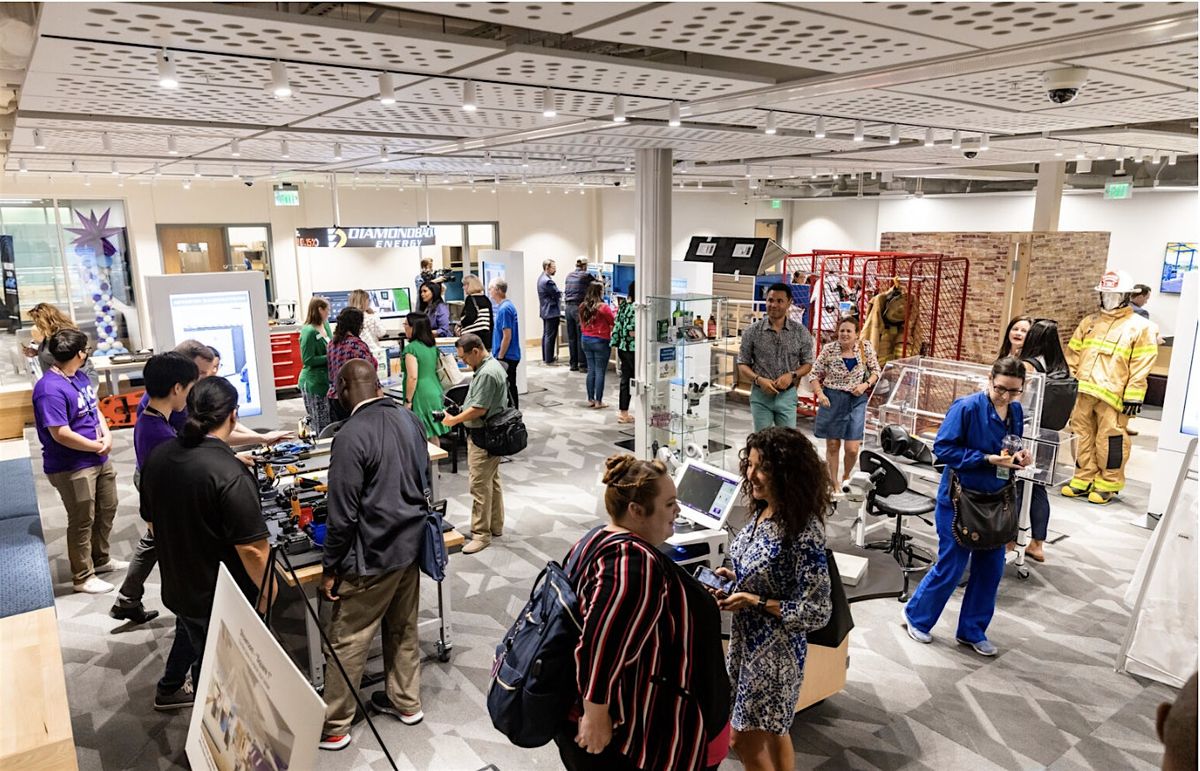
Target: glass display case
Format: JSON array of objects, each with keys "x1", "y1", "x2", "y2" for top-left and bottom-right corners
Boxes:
[
  {"x1": 864, "y1": 356, "x2": 1074, "y2": 487},
  {"x1": 644, "y1": 293, "x2": 731, "y2": 464}
]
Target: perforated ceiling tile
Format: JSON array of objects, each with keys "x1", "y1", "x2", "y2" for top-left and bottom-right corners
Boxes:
[
  {"x1": 826, "y1": 2, "x2": 1193, "y2": 49},
  {"x1": 836, "y1": 145, "x2": 1043, "y2": 164},
  {"x1": 453, "y1": 46, "x2": 772, "y2": 102},
  {"x1": 379, "y1": 2, "x2": 645, "y2": 34},
  {"x1": 193, "y1": 139, "x2": 387, "y2": 163},
  {"x1": 39, "y1": 2, "x2": 502, "y2": 73},
  {"x1": 387, "y1": 78, "x2": 665, "y2": 118},
  {"x1": 20, "y1": 72, "x2": 357, "y2": 125},
  {"x1": 892, "y1": 62, "x2": 1182, "y2": 112},
  {"x1": 1052, "y1": 130, "x2": 1198, "y2": 154},
  {"x1": 580, "y1": 2, "x2": 972, "y2": 73},
  {"x1": 10, "y1": 126, "x2": 227, "y2": 158},
  {"x1": 1038, "y1": 91, "x2": 1199, "y2": 123},
  {"x1": 1071, "y1": 41, "x2": 1199, "y2": 90},
  {"x1": 296, "y1": 115, "x2": 500, "y2": 138},
  {"x1": 15, "y1": 117, "x2": 258, "y2": 140},
  {"x1": 26, "y1": 38, "x2": 416, "y2": 98}
]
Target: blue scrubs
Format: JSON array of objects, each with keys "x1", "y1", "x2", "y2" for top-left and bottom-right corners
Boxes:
[{"x1": 905, "y1": 391, "x2": 1023, "y2": 643}]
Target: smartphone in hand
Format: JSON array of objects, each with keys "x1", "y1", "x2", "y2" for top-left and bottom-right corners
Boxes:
[{"x1": 695, "y1": 566, "x2": 734, "y2": 594}]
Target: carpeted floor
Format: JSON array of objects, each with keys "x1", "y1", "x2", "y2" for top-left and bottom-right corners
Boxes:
[{"x1": 20, "y1": 362, "x2": 1177, "y2": 770}]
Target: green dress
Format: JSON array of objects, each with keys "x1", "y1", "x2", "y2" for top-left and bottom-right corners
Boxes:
[{"x1": 405, "y1": 340, "x2": 450, "y2": 438}]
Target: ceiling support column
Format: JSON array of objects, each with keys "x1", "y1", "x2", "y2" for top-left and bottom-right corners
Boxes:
[
  {"x1": 1032, "y1": 161, "x2": 1066, "y2": 232},
  {"x1": 634, "y1": 148, "x2": 672, "y2": 460}
]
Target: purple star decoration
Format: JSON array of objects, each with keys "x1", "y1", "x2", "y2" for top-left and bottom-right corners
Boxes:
[{"x1": 65, "y1": 208, "x2": 128, "y2": 354}]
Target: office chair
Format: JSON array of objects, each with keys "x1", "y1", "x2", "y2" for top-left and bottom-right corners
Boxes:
[
  {"x1": 859, "y1": 450, "x2": 936, "y2": 602},
  {"x1": 440, "y1": 383, "x2": 471, "y2": 474}
]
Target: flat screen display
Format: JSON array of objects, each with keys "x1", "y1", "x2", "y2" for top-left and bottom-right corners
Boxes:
[
  {"x1": 442, "y1": 270, "x2": 465, "y2": 302},
  {"x1": 612, "y1": 264, "x2": 635, "y2": 296},
  {"x1": 169, "y1": 290, "x2": 263, "y2": 417},
  {"x1": 317, "y1": 288, "x2": 411, "y2": 319},
  {"x1": 482, "y1": 261, "x2": 505, "y2": 293},
  {"x1": 675, "y1": 460, "x2": 741, "y2": 529}
]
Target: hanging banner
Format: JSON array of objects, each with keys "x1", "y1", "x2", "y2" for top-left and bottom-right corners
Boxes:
[{"x1": 296, "y1": 225, "x2": 436, "y2": 249}]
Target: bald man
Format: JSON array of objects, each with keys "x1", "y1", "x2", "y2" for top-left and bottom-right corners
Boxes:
[
  {"x1": 319, "y1": 359, "x2": 432, "y2": 751},
  {"x1": 1158, "y1": 673, "x2": 1197, "y2": 771}
]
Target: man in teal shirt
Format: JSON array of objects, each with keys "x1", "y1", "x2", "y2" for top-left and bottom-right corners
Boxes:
[{"x1": 441, "y1": 333, "x2": 509, "y2": 555}]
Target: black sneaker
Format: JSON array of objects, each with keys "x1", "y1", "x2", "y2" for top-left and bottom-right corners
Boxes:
[
  {"x1": 369, "y1": 691, "x2": 423, "y2": 725},
  {"x1": 110, "y1": 603, "x2": 160, "y2": 625},
  {"x1": 154, "y1": 682, "x2": 195, "y2": 711}
]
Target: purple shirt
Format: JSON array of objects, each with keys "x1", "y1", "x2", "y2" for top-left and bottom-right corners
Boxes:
[
  {"x1": 137, "y1": 391, "x2": 188, "y2": 432},
  {"x1": 133, "y1": 408, "x2": 177, "y2": 471},
  {"x1": 32, "y1": 369, "x2": 107, "y2": 475}
]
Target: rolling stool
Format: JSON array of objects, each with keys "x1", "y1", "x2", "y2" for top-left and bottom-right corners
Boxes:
[{"x1": 859, "y1": 450, "x2": 936, "y2": 602}]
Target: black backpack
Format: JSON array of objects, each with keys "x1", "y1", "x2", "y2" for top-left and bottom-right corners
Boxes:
[{"x1": 1029, "y1": 356, "x2": 1078, "y2": 431}]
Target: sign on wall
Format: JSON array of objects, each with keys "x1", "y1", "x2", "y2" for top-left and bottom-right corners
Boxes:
[{"x1": 295, "y1": 225, "x2": 436, "y2": 249}]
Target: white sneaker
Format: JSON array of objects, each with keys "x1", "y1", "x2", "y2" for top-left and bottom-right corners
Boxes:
[
  {"x1": 94, "y1": 559, "x2": 129, "y2": 574},
  {"x1": 74, "y1": 576, "x2": 114, "y2": 594}
]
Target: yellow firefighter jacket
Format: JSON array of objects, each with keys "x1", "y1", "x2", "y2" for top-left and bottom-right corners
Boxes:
[{"x1": 1065, "y1": 305, "x2": 1158, "y2": 410}]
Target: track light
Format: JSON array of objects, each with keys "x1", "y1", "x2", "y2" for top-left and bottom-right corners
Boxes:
[
  {"x1": 1095, "y1": 146, "x2": 1107, "y2": 160},
  {"x1": 379, "y1": 145, "x2": 388, "y2": 162},
  {"x1": 168, "y1": 135, "x2": 178, "y2": 155},
  {"x1": 1152, "y1": 150, "x2": 1163, "y2": 165},
  {"x1": 924, "y1": 127, "x2": 934, "y2": 148},
  {"x1": 540, "y1": 87, "x2": 557, "y2": 118},
  {"x1": 612, "y1": 95, "x2": 626, "y2": 123},
  {"x1": 668, "y1": 101, "x2": 681, "y2": 127},
  {"x1": 18, "y1": 159, "x2": 28, "y2": 173},
  {"x1": 157, "y1": 48, "x2": 178, "y2": 89},
  {"x1": 744, "y1": 164, "x2": 752, "y2": 179},
  {"x1": 111, "y1": 161, "x2": 120, "y2": 176},
  {"x1": 889, "y1": 125, "x2": 900, "y2": 145},
  {"x1": 853, "y1": 120, "x2": 864, "y2": 142},
  {"x1": 624, "y1": 158, "x2": 633, "y2": 172},
  {"x1": 814, "y1": 115, "x2": 826, "y2": 139},
  {"x1": 232, "y1": 165, "x2": 240, "y2": 180},
  {"x1": 193, "y1": 164, "x2": 200, "y2": 178},
  {"x1": 71, "y1": 160, "x2": 78, "y2": 174},
  {"x1": 1169, "y1": 151, "x2": 1178, "y2": 166},
  {"x1": 1116, "y1": 145, "x2": 1126, "y2": 160},
  {"x1": 83, "y1": 175, "x2": 91, "y2": 187},
  {"x1": 270, "y1": 60, "x2": 291, "y2": 99},
  {"x1": 1075, "y1": 143, "x2": 1085, "y2": 160},
  {"x1": 231, "y1": 138, "x2": 240, "y2": 157},
  {"x1": 102, "y1": 132, "x2": 113, "y2": 153},
  {"x1": 484, "y1": 151, "x2": 493, "y2": 166},
  {"x1": 951, "y1": 130, "x2": 962, "y2": 150},
  {"x1": 980, "y1": 133, "x2": 990, "y2": 152},
  {"x1": 1054, "y1": 144, "x2": 1064, "y2": 158},
  {"x1": 182, "y1": 179, "x2": 190, "y2": 190},
  {"x1": 378, "y1": 72, "x2": 396, "y2": 105},
  {"x1": 1076, "y1": 158, "x2": 1093, "y2": 174},
  {"x1": 765, "y1": 112, "x2": 777, "y2": 135},
  {"x1": 280, "y1": 139, "x2": 289, "y2": 158},
  {"x1": 560, "y1": 154, "x2": 568, "y2": 170},
  {"x1": 33, "y1": 129, "x2": 45, "y2": 149},
  {"x1": 462, "y1": 80, "x2": 477, "y2": 112},
  {"x1": 153, "y1": 164, "x2": 162, "y2": 177},
  {"x1": 333, "y1": 143, "x2": 342, "y2": 161}
]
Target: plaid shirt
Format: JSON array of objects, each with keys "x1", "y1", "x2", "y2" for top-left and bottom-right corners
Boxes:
[
  {"x1": 326, "y1": 335, "x2": 377, "y2": 399},
  {"x1": 737, "y1": 316, "x2": 814, "y2": 381}
]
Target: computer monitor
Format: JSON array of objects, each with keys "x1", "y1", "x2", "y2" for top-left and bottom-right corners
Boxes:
[
  {"x1": 371, "y1": 287, "x2": 411, "y2": 319},
  {"x1": 320, "y1": 290, "x2": 352, "y2": 317},
  {"x1": 674, "y1": 459, "x2": 743, "y2": 530},
  {"x1": 611, "y1": 264, "x2": 635, "y2": 297},
  {"x1": 442, "y1": 270, "x2": 465, "y2": 302}
]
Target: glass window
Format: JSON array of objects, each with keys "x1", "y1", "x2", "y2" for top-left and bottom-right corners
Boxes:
[{"x1": 0, "y1": 200, "x2": 69, "y2": 316}]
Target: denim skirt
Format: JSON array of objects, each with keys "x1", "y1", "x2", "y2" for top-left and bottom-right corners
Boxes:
[{"x1": 813, "y1": 388, "x2": 868, "y2": 440}]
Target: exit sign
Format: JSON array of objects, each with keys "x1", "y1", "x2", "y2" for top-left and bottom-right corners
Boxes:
[
  {"x1": 1104, "y1": 178, "x2": 1133, "y2": 200},
  {"x1": 771, "y1": 199, "x2": 782, "y2": 209},
  {"x1": 274, "y1": 184, "x2": 300, "y2": 206}
]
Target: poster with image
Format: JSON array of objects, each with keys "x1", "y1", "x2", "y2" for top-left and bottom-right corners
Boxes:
[
  {"x1": 187, "y1": 565, "x2": 323, "y2": 771},
  {"x1": 170, "y1": 291, "x2": 263, "y2": 417}
]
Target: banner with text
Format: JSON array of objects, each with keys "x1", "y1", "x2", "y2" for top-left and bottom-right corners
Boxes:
[{"x1": 296, "y1": 225, "x2": 436, "y2": 249}]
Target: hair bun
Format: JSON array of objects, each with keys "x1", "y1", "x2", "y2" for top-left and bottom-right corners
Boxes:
[{"x1": 602, "y1": 454, "x2": 638, "y2": 486}]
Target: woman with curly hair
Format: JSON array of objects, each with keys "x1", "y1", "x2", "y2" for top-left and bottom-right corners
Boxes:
[{"x1": 712, "y1": 428, "x2": 832, "y2": 771}]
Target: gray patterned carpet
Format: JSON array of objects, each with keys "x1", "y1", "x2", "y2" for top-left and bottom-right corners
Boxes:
[{"x1": 24, "y1": 363, "x2": 1176, "y2": 770}]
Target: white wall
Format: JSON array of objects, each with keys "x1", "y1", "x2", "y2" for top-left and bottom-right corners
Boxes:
[{"x1": 790, "y1": 198, "x2": 879, "y2": 252}]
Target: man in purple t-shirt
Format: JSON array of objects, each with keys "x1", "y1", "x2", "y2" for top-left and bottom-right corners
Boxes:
[
  {"x1": 33, "y1": 329, "x2": 122, "y2": 593},
  {"x1": 111, "y1": 352, "x2": 199, "y2": 625}
]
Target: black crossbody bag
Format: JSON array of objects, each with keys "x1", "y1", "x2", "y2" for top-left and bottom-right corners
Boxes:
[{"x1": 949, "y1": 408, "x2": 1019, "y2": 551}]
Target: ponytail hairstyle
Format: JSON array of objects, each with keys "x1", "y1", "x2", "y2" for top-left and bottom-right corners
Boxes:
[
  {"x1": 602, "y1": 454, "x2": 669, "y2": 521},
  {"x1": 579, "y1": 281, "x2": 605, "y2": 325},
  {"x1": 182, "y1": 376, "x2": 239, "y2": 447}
]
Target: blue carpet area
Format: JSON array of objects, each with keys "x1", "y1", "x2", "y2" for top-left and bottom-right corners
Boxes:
[{"x1": 0, "y1": 457, "x2": 54, "y2": 618}]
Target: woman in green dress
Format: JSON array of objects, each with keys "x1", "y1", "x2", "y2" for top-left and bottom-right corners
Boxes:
[
  {"x1": 298, "y1": 297, "x2": 333, "y2": 436},
  {"x1": 404, "y1": 312, "x2": 450, "y2": 445}
]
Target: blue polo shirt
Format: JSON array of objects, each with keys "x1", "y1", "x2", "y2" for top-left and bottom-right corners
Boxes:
[{"x1": 932, "y1": 390, "x2": 1024, "y2": 505}]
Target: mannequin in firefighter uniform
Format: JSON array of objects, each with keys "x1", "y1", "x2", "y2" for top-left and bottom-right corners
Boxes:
[{"x1": 1062, "y1": 270, "x2": 1158, "y2": 504}]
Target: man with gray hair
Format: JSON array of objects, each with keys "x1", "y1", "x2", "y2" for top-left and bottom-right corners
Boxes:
[
  {"x1": 537, "y1": 259, "x2": 561, "y2": 365},
  {"x1": 489, "y1": 277, "x2": 521, "y2": 409}
]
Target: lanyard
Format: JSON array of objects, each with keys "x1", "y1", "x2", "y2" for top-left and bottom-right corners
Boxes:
[{"x1": 144, "y1": 405, "x2": 179, "y2": 437}]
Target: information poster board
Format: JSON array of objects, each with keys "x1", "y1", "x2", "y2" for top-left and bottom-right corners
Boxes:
[{"x1": 187, "y1": 565, "x2": 323, "y2": 771}]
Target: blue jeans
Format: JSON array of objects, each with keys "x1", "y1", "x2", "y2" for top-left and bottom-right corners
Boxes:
[
  {"x1": 158, "y1": 614, "x2": 209, "y2": 695},
  {"x1": 905, "y1": 497, "x2": 1006, "y2": 643},
  {"x1": 565, "y1": 303, "x2": 584, "y2": 370},
  {"x1": 582, "y1": 337, "x2": 611, "y2": 402},
  {"x1": 749, "y1": 385, "x2": 797, "y2": 432},
  {"x1": 1025, "y1": 482, "x2": 1050, "y2": 541}
]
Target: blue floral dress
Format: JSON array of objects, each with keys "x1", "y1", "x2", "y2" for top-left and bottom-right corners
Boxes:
[{"x1": 727, "y1": 513, "x2": 832, "y2": 734}]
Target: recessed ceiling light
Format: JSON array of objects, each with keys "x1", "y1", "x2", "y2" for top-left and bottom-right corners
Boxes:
[
  {"x1": 157, "y1": 48, "x2": 178, "y2": 89},
  {"x1": 612, "y1": 95, "x2": 626, "y2": 123},
  {"x1": 378, "y1": 72, "x2": 396, "y2": 105},
  {"x1": 270, "y1": 60, "x2": 291, "y2": 99},
  {"x1": 462, "y1": 80, "x2": 477, "y2": 112}
]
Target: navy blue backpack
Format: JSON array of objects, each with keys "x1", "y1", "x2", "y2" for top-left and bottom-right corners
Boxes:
[{"x1": 487, "y1": 528, "x2": 629, "y2": 748}]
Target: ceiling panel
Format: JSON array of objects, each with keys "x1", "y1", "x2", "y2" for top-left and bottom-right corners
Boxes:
[
  {"x1": 299, "y1": 99, "x2": 586, "y2": 135},
  {"x1": 380, "y1": 2, "x2": 644, "y2": 34},
  {"x1": 1038, "y1": 91, "x2": 1199, "y2": 123},
  {"x1": 580, "y1": 2, "x2": 973, "y2": 73},
  {"x1": 452, "y1": 46, "x2": 772, "y2": 102},
  {"x1": 834, "y1": 145, "x2": 1042, "y2": 165},
  {"x1": 9, "y1": 126, "x2": 227, "y2": 159},
  {"x1": 826, "y1": 1, "x2": 1193, "y2": 48},
  {"x1": 38, "y1": 2, "x2": 503, "y2": 73},
  {"x1": 1071, "y1": 41, "x2": 1199, "y2": 89},
  {"x1": 388, "y1": 78, "x2": 665, "y2": 117},
  {"x1": 892, "y1": 62, "x2": 1183, "y2": 112},
  {"x1": 1051, "y1": 130, "x2": 1199, "y2": 154}
]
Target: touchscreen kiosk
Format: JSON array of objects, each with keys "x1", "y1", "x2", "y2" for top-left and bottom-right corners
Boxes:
[{"x1": 674, "y1": 459, "x2": 742, "y2": 530}]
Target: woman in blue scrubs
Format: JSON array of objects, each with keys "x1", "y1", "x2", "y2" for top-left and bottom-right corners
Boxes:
[{"x1": 904, "y1": 357, "x2": 1031, "y2": 657}]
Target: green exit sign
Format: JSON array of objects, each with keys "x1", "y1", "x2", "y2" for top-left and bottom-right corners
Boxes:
[
  {"x1": 273, "y1": 185, "x2": 300, "y2": 206},
  {"x1": 1104, "y1": 178, "x2": 1133, "y2": 200},
  {"x1": 771, "y1": 199, "x2": 782, "y2": 209}
]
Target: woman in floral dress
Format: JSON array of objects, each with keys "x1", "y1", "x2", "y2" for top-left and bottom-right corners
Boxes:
[{"x1": 712, "y1": 427, "x2": 832, "y2": 771}]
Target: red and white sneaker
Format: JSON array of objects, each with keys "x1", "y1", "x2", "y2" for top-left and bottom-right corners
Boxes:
[
  {"x1": 370, "y1": 691, "x2": 423, "y2": 725},
  {"x1": 319, "y1": 733, "x2": 351, "y2": 751}
]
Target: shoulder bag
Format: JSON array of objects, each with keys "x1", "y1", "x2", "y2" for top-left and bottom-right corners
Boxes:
[
  {"x1": 949, "y1": 408, "x2": 1019, "y2": 551},
  {"x1": 474, "y1": 406, "x2": 528, "y2": 457}
]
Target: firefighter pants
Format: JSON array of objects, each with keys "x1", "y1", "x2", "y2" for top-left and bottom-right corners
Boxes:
[{"x1": 1067, "y1": 392, "x2": 1130, "y2": 494}]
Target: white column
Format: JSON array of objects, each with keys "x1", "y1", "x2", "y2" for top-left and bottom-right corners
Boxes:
[
  {"x1": 634, "y1": 148, "x2": 672, "y2": 460},
  {"x1": 1032, "y1": 161, "x2": 1066, "y2": 232}
]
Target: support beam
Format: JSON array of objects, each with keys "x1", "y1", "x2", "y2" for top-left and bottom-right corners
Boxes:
[
  {"x1": 1033, "y1": 161, "x2": 1066, "y2": 232},
  {"x1": 634, "y1": 148, "x2": 672, "y2": 460}
]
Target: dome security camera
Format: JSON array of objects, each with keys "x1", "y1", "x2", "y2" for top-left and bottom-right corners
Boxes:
[
  {"x1": 962, "y1": 150, "x2": 979, "y2": 160},
  {"x1": 1043, "y1": 67, "x2": 1089, "y2": 105}
]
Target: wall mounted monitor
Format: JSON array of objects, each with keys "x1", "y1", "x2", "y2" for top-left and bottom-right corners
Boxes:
[
  {"x1": 371, "y1": 287, "x2": 411, "y2": 319},
  {"x1": 674, "y1": 458, "x2": 743, "y2": 530},
  {"x1": 481, "y1": 261, "x2": 505, "y2": 294},
  {"x1": 442, "y1": 270, "x2": 465, "y2": 302},
  {"x1": 611, "y1": 264, "x2": 636, "y2": 296}
]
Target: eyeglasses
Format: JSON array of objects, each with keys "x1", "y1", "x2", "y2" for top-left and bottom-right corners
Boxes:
[{"x1": 992, "y1": 384, "x2": 1024, "y2": 396}]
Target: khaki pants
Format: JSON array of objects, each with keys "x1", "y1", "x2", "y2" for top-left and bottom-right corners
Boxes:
[
  {"x1": 467, "y1": 434, "x2": 504, "y2": 542},
  {"x1": 1067, "y1": 392, "x2": 1130, "y2": 494},
  {"x1": 46, "y1": 461, "x2": 118, "y2": 584},
  {"x1": 323, "y1": 565, "x2": 421, "y2": 735}
]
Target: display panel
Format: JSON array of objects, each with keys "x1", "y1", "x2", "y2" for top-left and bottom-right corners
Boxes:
[
  {"x1": 442, "y1": 270, "x2": 465, "y2": 302},
  {"x1": 370, "y1": 287, "x2": 411, "y2": 318},
  {"x1": 675, "y1": 459, "x2": 741, "y2": 530},
  {"x1": 170, "y1": 290, "x2": 263, "y2": 417},
  {"x1": 612, "y1": 264, "x2": 635, "y2": 296},
  {"x1": 482, "y1": 261, "x2": 505, "y2": 292}
]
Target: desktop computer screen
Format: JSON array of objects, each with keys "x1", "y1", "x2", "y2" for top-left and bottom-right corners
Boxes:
[{"x1": 674, "y1": 459, "x2": 742, "y2": 530}]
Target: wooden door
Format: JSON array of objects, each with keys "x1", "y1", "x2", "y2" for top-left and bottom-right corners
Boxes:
[{"x1": 158, "y1": 226, "x2": 227, "y2": 274}]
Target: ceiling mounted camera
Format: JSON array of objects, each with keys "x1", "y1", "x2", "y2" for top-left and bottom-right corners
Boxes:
[
  {"x1": 1043, "y1": 67, "x2": 1089, "y2": 105},
  {"x1": 962, "y1": 150, "x2": 979, "y2": 160}
]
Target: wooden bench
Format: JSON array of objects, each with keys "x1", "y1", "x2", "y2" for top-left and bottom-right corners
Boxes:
[{"x1": 0, "y1": 607, "x2": 77, "y2": 769}]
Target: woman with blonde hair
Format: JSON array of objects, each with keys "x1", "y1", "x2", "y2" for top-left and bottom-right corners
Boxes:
[
  {"x1": 28, "y1": 303, "x2": 99, "y2": 388},
  {"x1": 347, "y1": 289, "x2": 385, "y2": 351},
  {"x1": 457, "y1": 274, "x2": 493, "y2": 350}
]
